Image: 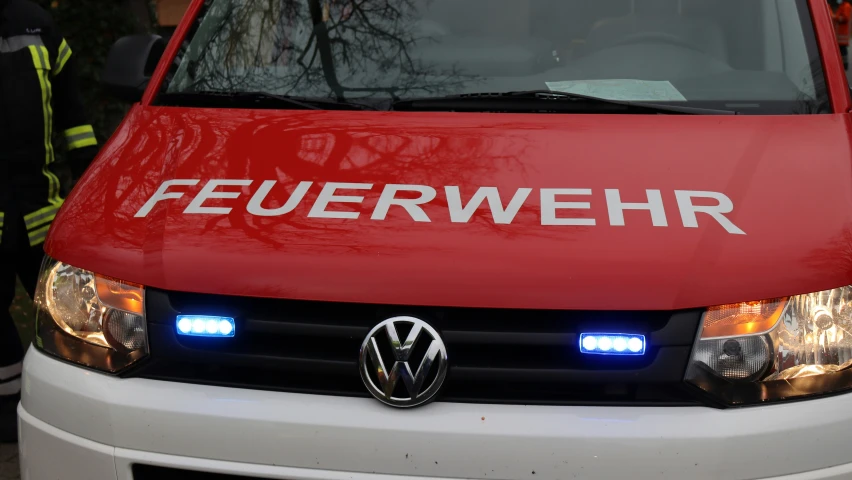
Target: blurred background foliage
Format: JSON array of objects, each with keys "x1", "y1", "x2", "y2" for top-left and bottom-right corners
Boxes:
[{"x1": 36, "y1": 0, "x2": 158, "y2": 144}]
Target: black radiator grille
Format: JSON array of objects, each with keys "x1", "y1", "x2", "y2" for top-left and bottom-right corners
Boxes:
[{"x1": 127, "y1": 289, "x2": 703, "y2": 405}]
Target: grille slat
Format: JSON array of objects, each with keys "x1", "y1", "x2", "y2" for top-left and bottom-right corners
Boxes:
[
  {"x1": 451, "y1": 347, "x2": 692, "y2": 383},
  {"x1": 148, "y1": 324, "x2": 357, "y2": 372},
  {"x1": 131, "y1": 289, "x2": 703, "y2": 405},
  {"x1": 244, "y1": 319, "x2": 369, "y2": 338},
  {"x1": 442, "y1": 331, "x2": 575, "y2": 346}
]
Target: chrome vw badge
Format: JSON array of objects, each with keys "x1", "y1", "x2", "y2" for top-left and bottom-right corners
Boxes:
[{"x1": 359, "y1": 316, "x2": 448, "y2": 408}]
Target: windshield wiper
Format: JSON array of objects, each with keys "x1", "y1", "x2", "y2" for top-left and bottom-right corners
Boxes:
[
  {"x1": 158, "y1": 91, "x2": 377, "y2": 111},
  {"x1": 393, "y1": 90, "x2": 738, "y2": 115}
]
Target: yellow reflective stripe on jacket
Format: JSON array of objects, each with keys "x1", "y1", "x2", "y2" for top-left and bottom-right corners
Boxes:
[
  {"x1": 28, "y1": 224, "x2": 51, "y2": 247},
  {"x1": 24, "y1": 203, "x2": 63, "y2": 230},
  {"x1": 0, "y1": 212, "x2": 4, "y2": 245},
  {"x1": 54, "y1": 39, "x2": 72, "y2": 75},
  {"x1": 64, "y1": 125, "x2": 93, "y2": 137},
  {"x1": 64, "y1": 124, "x2": 97, "y2": 150},
  {"x1": 27, "y1": 45, "x2": 62, "y2": 207},
  {"x1": 23, "y1": 201, "x2": 64, "y2": 247}
]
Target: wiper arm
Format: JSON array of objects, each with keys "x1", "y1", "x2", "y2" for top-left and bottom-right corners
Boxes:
[
  {"x1": 505, "y1": 90, "x2": 738, "y2": 115},
  {"x1": 159, "y1": 91, "x2": 377, "y2": 111},
  {"x1": 204, "y1": 91, "x2": 378, "y2": 110},
  {"x1": 393, "y1": 90, "x2": 737, "y2": 115}
]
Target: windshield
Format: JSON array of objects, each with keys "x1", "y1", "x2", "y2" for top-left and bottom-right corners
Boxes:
[{"x1": 159, "y1": 0, "x2": 828, "y2": 114}]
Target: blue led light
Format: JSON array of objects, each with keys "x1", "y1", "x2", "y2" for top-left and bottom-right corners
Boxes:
[
  {"x1": 176, "y1": 315, "x2": 235, "y2": 337},
  {"x1": 177, "y1": 317, "x2": 192, "y2": 334},
  {"x1": 580, "y1": 333, "x2": 645, "y2": 355}
]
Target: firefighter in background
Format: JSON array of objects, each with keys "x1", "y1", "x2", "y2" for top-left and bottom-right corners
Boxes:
[
  {"x1": 0, "y1": 0, "x2": 98, "y2": 441},
  {"x1": 834, "y1": 0, "x2": 851, "y2": 69}
]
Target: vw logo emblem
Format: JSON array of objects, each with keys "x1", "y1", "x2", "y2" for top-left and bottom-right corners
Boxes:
[{"x1": 359, "y1": 316, "x2": 448, "y2": 408}]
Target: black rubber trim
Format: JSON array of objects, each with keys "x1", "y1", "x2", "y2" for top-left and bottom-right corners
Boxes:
[{"x1": 133, "y1": 465, "x2": 263, "y2": 480}]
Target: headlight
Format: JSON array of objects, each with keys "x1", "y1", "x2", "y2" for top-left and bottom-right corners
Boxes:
[
  {"x1": 686, "y1": 288, "x2": 852, "y2": 405},
  {"x1": 34, "y1": 257, "x2": 148, "y2": 373}
]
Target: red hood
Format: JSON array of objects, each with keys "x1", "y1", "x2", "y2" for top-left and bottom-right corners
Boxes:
[{"x1": 48, "y1": 107, "x2": 852, "y2": 310}]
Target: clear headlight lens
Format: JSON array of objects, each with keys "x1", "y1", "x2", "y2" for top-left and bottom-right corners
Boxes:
[
  {"x1": 686, "y1": 288, "x2": 852, "y2": 405},
  {"x1": 34, "y1": 257, "x2": 148, "y2": 373}
]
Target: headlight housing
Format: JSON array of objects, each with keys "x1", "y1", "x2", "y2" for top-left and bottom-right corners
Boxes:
[
  {"x1": 686, "y1": 287, "x2": 852, "y2": 405},
  {"x1": 34, "y1": 257, "x2": 148, "y2": 373}
]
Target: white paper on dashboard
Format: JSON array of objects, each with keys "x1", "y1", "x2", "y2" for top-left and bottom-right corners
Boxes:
[{"x1": 545, "y1": 79, "x2": 687, "y2": 102}]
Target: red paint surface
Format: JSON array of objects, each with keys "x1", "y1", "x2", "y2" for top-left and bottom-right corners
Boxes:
[
  {"x1": 47, "y1": 107, "x2": 852, "y2": 310},
  {"x1": 46, "y1": 0, "x2": 852, "y2": 311}
]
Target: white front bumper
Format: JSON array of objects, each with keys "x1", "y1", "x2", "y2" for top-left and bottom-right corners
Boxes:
[{"x1": 18, "y1": 346, "x2": 852, "y2": 480}]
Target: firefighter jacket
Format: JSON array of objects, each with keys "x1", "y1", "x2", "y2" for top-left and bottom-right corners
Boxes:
[{"x1": 0, "y1": 0, "x2": 97, "y2": 247}]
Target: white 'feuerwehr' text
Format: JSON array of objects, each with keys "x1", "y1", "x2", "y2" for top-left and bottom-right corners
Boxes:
[{"x1": 134, "y1": 180, "x2": 746, "y2": 235}]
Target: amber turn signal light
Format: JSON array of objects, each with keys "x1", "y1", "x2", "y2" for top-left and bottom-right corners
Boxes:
[
  {"x1": 700, "y1": 298, "x2": 787, "y2": 339},
  {"x1": 95, "y1": 274, "x2": 144, "y2": 315}
]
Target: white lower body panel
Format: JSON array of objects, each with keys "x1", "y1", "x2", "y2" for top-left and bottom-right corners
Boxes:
[{"x1": 18, "y1": 347, "x2": 852, "y2": 480}]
